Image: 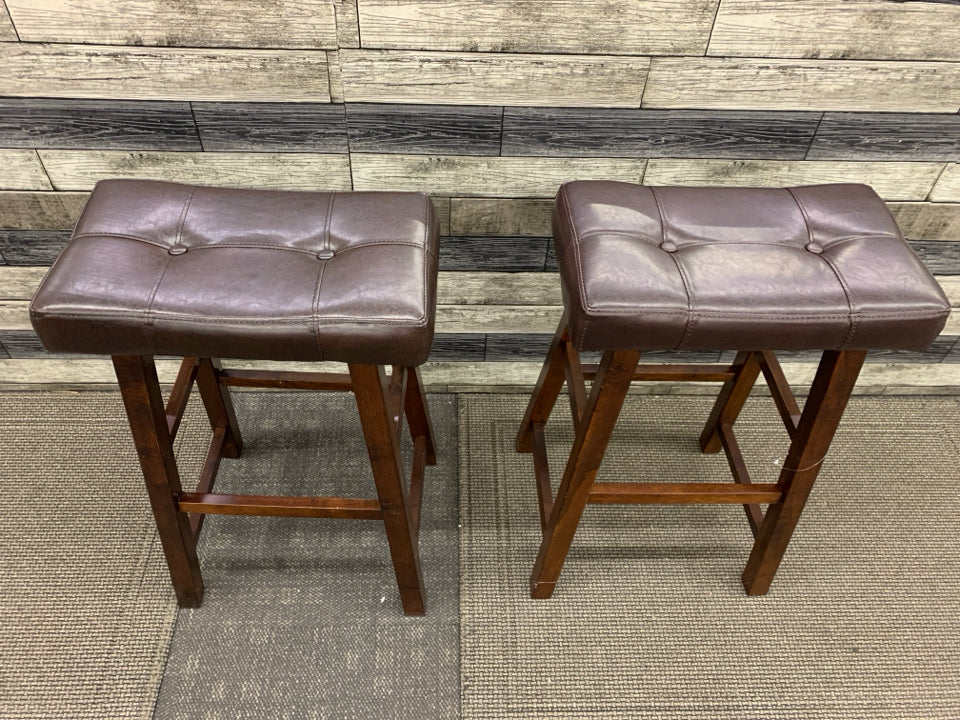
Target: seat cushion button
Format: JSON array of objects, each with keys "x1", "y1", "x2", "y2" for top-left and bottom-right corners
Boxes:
[
  {"x1": 805, "y1": 242, "x2": 823, "y2": 254},
  {"x1": 316, "y1": 249, "x2": 335, "y2": 260},
  {"x1": 660, "y1": 240, "x2": 678, "y2": 253},
  {"x1": 168, "y1": 245, "x2": 187, "y2": 255}
]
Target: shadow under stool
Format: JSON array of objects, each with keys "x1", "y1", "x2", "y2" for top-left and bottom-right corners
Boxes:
[
  {"x1": 30, "y1": 180, "x2": 440, "y2": 615},
  {"x1": 517, "y1": 181, "x2": 950, "y2": 599}
]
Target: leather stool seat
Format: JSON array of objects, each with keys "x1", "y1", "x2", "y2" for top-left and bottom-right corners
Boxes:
[
  {"x1": 554, "y1": 181, "x2": 947, "y2": 353},
  {"x1": 31, "y1": 179, "x2": 438, "y2": 366}
]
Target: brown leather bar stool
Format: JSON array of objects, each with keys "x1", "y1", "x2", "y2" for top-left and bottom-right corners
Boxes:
[
  {"x1": 31, "y1": 180, "x2": 439, "y2": 615},
  {"x1": 517, "y1": 181, "x2": 950, "y2": 599}
]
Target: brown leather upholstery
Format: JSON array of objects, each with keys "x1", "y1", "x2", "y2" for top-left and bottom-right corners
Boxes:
[
  {"x1": 552, "y1": 181, "x2": 950, "y2": 352},
  {"x1": 31, "y1": 180, "x2": 440, "y2": 366}
]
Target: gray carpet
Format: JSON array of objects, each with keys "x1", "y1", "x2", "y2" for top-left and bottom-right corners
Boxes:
[
  {"x1": 459, "y1": 394, "x2": 960, "y2": 718},
  {"x1": 153, "y1": 392, "x2": 460, "y2": 720}
]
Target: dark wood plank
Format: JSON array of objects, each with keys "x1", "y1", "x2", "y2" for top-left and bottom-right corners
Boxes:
[
  {"x1": 587, "y1": 482, "x2": 782, "y2": 504},
  {"x1": 502, "y1": 107, "x2": 820, "y2": 159},
  {"x1": 192, "y1": 102, "x2": 348, "y2": 152},
  {"x1": 908, "y1": 240, "x2": 960, "y2": 275},
  {"x1": 438, "y1": 235, "x2": 550, "y2": 272},
  {"x1": 0, "y1": 97, "x2": 201, "y2": 151},
  {"x1": 346, "y1": 103, "x2": 502, "y2": 155},
  {"x1": 0, "y1": 230, "x2": 70, "y2": 265},
  {"x1": 428, "y1": 333, "x2": 485, "y2": 361},
  {"x1": 808, "y1": 112, "x2": 960, "y2": 161},
  {"x1": 177, "y1": 493, "x2": 383, "y2": 520}
]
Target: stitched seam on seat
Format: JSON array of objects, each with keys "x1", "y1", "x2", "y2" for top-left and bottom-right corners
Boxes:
[
  {"x1": 312, "y1": 193, "x2": 336, "y2": 359},
  {"x1": 651, "y1": 187, "x2": 695, "y2": 349},
  {"x1": 556, "y1": 186, "x2": 591, "y2": 348}
]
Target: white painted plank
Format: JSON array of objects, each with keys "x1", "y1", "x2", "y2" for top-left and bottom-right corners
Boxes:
[
  {"x1": 2, "y1": 150, "x2": 51, "y2": 191},
  {"x1": 436, "y1": 272, "x2": 562, "y2": 306},
  {"x1": 352, "y1": 155, "x2": 646, "y2": 197},
  {"x1": 0, "y1": 299, "x2": 29, "y2": 329},
  {"x1": 435, "y1": 305, "x2": 561, "y2": 334},
  {"x1": 5, "y1": 0, "x2": 338, "y2": 49},
  {"x1": 334, "y1": 0, "x2": 360, "y2": 48},
  {"x1": 936, "y1": 277, "x2": 960, "y2": 307},
  {"x1": 38, "y1": 151, "x2": 352, "y2": 192},
  {"x1": 643, "y1": 58, "x2": 960, "y2": 113},
  {"x1": 0, "y1": 0, "x2": 17, "y2": 40},
  {"x1": 0, "y1": 191, "x2": 88, "y2": 230},
  {"x1": 357, "y1": 0, "x2": 718, "y2": 55},
  {"x1": 708, "y1": 0, "x2": 960, "y2": 62},
  {"x1": 339, "y1": 49, "x2": 650, "y2": 107},
  {"x1": 930, "y1": 165, "x2": 960, "y2": 203},
  {"x1": 643, "y1": 159, "x2": 944, "y2": 201},
  {"x1": 888, "y1": 202, "x2": 960, "y2": 242},
  {"x1": 0, "y1": 267, "x2": 47, "y2": 300},
  {"x1": 450, "y1": 198, "x2": 553, "y2": 237},
  {"x1": 0, "y1": 43, "x2": 331, "y2": 102}
]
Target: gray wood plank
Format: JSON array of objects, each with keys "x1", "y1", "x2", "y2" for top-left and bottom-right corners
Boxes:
[
  {"x1": 356, "y1": 0, "x2": 718, "y2": 55},
  {"x1": 339, "y1": 50, "x2": 650, "y2": 107},
  {"x1": 643, "y1": 159, "x2": 945, "y2": 201},
  {"x1": 0, "y1": 191, "x2": 87, "y2": 230},
  {"x1": 0, "y1": 44, "x2": 331, "y2": 102},
  {"x1": 708, "y1": 0, "x2": 960, "y2": 62},
  {"x1": 450, "y1": 198, "x2": 553, "y2": 236},
  {"x1": 502, "y1": 108, "x2": 820, "y2": 159},
  {"x1": 0, "y1": 98, "x2": 200, "y2": 151},
  {"x1": 427, "y1": 333, "x2": 485, "y2": 361},
  {"x1": 808, "y1": 113, "x2": 960, "y2": 162},
  {"x1": 346, "y1": 104, "x2": 502, "y2": 156},
  {"x1": 38, "y1": 150, "x2": 352, "y2": 192},
  {"x1": 931, "y1": 164, "x2": 960, "y2": 202},
  {"x1": 3, "y1": 150, "x2": 51, "y2": 191},
  {"x1": 192, "y1": 103, "x2": 348, "y2": 152},
  {"x1": 0, "y1": 230, "x2": 69, "y2": 265},
  {"x1": 890, "y1": 203, "x2": 960, "y2": 241},
  {"x1": 643, "y1": 58, "x2": 960, "y2": 113},
  {"x1": 909, "y1": 241, "x2": 960, "y2": 274},
  {"x1": 5, "y1": 0, "x2": 338, "y2": 49},
  {"x1": 438, "y1": 236, "x2": 549, "y2": 272}
]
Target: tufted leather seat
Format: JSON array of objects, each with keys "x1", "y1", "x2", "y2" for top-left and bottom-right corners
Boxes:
[
  {"x1": 553, "y1": 181, "x2": 948, "y2": 352},
  {"x1": 31, "y1": 180, "x2": 439, "y2": 366}
]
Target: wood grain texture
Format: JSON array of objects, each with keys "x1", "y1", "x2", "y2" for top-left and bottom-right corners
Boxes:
[
  {"x1": 808, "y1": 113, "x2": 960, "y2": 161},
  {"x1": 0, "y1": 230, "x2": 70, "y2": 265},
  {"x1": 0, "y1": 193, "x2": 86, "y2": 231},
  {"x1": 891, "y1": 203, "x2": 960, "y2": 240},
  {"x1": 502, "y1": 108, "x2": 820, "y2": 159},
  {"x1": 708, "y1": 0, "x2": 960, "y2": 62},
  {"x1": 346, "y1": 104, "x2": 502, "y2": 155},
  {"x1": 910, "y1": 241, "x2": 960, "y2": 274},
  {"x1": 37, "y1": 151, "x2": 352, "y2": 192},
  {"x1": 2, "y1": 150, "x2": 52, "y2": 191},
  {"x1": 643, "y1": 159, "x2": 944, "y2": 201},
  {"x1": 438, "y1": 236, "x2": 550, "y2": 272},
  {"x1": 192, "y1": 103, "x2": 348, "y2": 152},
  {"x1": 352, "y1": 155, "x2": 646, "y2": 197},
  {"x1": 1, "y1": 1, "x2": 17, "y2": 40},
  {"x1": 450, "y1": 198, "x2": 553, "y2": 236},
  {"x1": 0, "y1": 98, "x2": 200, "y2": 151},
  {"x1": 437, "y1": 272, "x2": 562, "y2": 306},
  {"x1": 643, "y1": 58, "x2": 960, "y2": 112},
  {"x1": 0, "y1": 43, "x2": 331, "y2": 102},
  {"x1": 0, "y1": 299, "x2": 27, "y2": 329},
  {"x1": 356, "y1": 0, "x2": 718, "y2": 55},
  {"x1": 334, "y1": 0, "x2": 360, "y2": 48},
  {"x1": 427, "y1": 333, "x2": 485, "y2": 361},
  {"x1": 0, "y1": 266, "x2": 46, "y2": 298},
  {"x1": 5, "y1": 0, "x2": 338, "y2": 49},
  {"x1": 326, "y1": 50, "x2": 345, "y2": 104},
  {"x1": 930, "y1": 165, "x2": 960, "y2": 202},
  {"x1": 339, "y1": 50, "x2": 650, "y2": 107}
]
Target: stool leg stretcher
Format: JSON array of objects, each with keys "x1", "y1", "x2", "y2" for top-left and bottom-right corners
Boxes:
[
  {"x1": 517, "y1": 317, "x2": 866, "y2": 599},
  {"x1": 113, "y1": 354, "x2": 436, "y2": 615}
]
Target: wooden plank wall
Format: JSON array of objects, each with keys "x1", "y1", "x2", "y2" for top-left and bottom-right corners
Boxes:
[{"x1": 1, "y1": 0, "x2": 958, "y2": 390}]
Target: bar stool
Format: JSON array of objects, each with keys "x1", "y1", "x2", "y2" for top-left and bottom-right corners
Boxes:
[
  {"x1": 31, "y1": 180, "x2": 439, "y2": 615},
  {"x1": 517, "y1": 181, "x2": 950, "y2": 598}
]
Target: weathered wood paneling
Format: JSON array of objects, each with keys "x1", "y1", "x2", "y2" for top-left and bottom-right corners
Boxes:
[
  {"x1": 0, "y1": 230, "x2": 69, "y2": 265},
  {"x1": 930, "y1": 165, "x2": 960, "y2": 202},
  {"x1": 708, "y1": 0, "x2": 960, "y2": 62},
  {"x1": 1, "y1": 1, "x2": 17, "y2": 40},
  {"x1": 0, "y1": 44, "x2": 331, "y2": 102},
  {"x1": 38, "y1": 151, "x2": 352, "y2": 192},
  {"x1": 356, "y1": 0, "x2": 718, "y2": 55},
  {"x1": 0, "y1": 98, "x2": 200, "y2": 151},
  {"x1": 910, "y1": 241, "x2": 960, "y2": 274},
  {"x1": 890, "y1": 203, "x2": 960, "y2": 241},
  {"x1": 352, "y1": 155, "x2": 646, "y2": 196},
  {"x1": 334, "y1": 0, "x2": 360, "y2": 48},
  {"x1": 643, "y1": 159, "x2": 944, "y2": 200},
  {"x1": 0, "y1": 192, "x2": 87, "y2": 230},
  {"x1": 339, "y1": 50, "x2": 650, "y2": 107},
  {"x1": 502, "y1": 108, "x2": 820, "y2": 159},
  {"x1": 192, "y1": 103, "x2": 348, "y2": 152},
  {"x1": 439, "y1": 236, "x2": 551, "y2": 272},
  {"x1": 450, "y1": 198, "x2": 553, "y2": 236},
  {"x1": 5, "y1": 0, "x2": 338, "y2": 49},
  {"x1": 346, "y1": 104, "x2": 502, "y2": 155},
  {"x1": 436, "y1": 272, "x2": 562, "y2": 305},
  {"x1": 643, "y1": 58, "x2": 960, "y2": 113},
  {"x1": 3, "y1": 150, "x2": 51, "y2": 191},
  {"x1": 808, "y1": 113, "x2": 960, "y2": 161}
]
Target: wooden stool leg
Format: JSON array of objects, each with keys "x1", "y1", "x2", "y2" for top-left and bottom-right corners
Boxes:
[
  {"x1": 530, "y1": 349, "x2": 641, "y2": 598},
  {"x1": 350, "y1": 363, "x2": 426, "y2": 615},
  {"x1": 112, "y1": 354, "x2": 204, "y2": 607},
  {"x1": 742, "y1": 349, "x2": 867, "y2": 595},
  {"x1": 404, "y1": 365, "x2": 437, "y2": 466},
  {"x1": 516, "y1": 312, "x2": 572, "y2": 453},
  {"x1": 195, "y1": 357, "x2": 243, "y2": 459},
  {"x1": 699, "y1": 351, "x2": 762, "y2": 454}
]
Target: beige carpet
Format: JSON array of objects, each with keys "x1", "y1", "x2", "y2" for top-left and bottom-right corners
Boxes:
[{"x1": 459, "y1": 394, "x2": 960, "y2": 719}]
